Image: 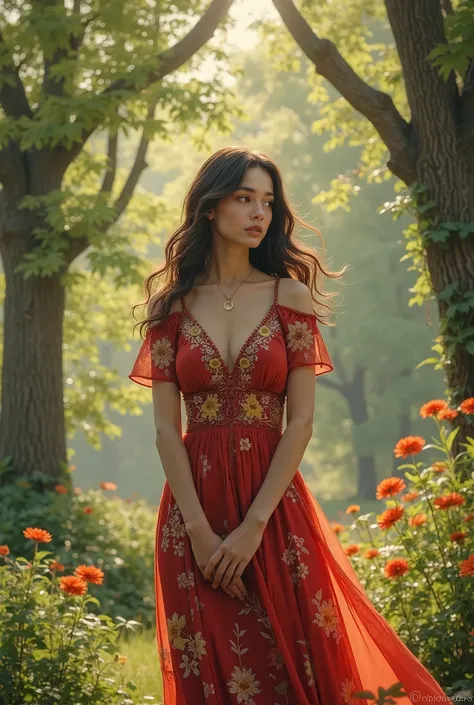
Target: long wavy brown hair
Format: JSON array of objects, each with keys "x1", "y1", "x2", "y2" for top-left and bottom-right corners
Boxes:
[{"x1": 132, "y1": 146, "x2": 346, "y2": 338}]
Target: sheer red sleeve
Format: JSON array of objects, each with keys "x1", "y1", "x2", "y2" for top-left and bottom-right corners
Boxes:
[
  {"x1": 128, "y1": 313, "x2": 181, "y2": 388},
  {"x1": 277, "y1": 305, "x2": 334, "y2": 376}
]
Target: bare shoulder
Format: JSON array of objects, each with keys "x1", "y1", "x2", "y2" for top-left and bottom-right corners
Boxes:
[
  {"x1": 278, "y1": 278, "x2": 315, "y2": 315},
  {"x1": 147, "y1": 291, "x2": 183, "y2": 317}
]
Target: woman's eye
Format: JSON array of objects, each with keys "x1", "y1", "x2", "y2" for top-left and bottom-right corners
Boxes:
[{"x1": 237, "y1": 196, "x2": 273, "y2": 206}]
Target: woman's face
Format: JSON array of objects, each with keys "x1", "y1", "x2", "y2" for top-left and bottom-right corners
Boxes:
[{"x1": 209, "y1": 165, "x2": 274, "y2": 248}]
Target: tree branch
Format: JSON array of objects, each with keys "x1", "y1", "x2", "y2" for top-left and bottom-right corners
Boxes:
[
  {"x1": 0, "y1": 29, "x2": 32, "y2": 118},
  {"x1": 440, "y1": 0, "x2": 454, "y2": 15},
  {"x1": 99, "y1": 129, "x2": 118, "y2": 195},
  {"x1": 270, "y1": 0, "x2": 416, "y2": 184}
]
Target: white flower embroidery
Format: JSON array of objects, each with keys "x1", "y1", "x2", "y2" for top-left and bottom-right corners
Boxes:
[
  {"x1": 177, "y1": 570, "x2": 195, "y2": 589},
  {"x1": 200, "y1": 454, "x2": 212, "y2": 478},
  {"x1": 240, "y1": 437, "x2": 252, "y2": 451}
]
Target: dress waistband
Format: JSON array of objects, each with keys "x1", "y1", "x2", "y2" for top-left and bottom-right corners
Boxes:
[{"x1": 183, "y1": 388, "x2": 285, "y2": 433}]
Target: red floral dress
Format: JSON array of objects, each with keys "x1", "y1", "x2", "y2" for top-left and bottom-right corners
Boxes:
[{"x1": 129, "y1": 277, "x2": 450, "y2": 705}]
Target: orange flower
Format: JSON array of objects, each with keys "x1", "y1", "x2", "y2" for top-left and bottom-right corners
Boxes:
[
  {"x1": 377, "y1": 505, "x2": 404, "y2": 530},
  {"x1": 394, "y1": 436, "x2": 425, "y2": 458},
  {"x1": 68, "y1": 465, "x2": 77, "y2": 472},
  {"x1": 438, "y1": 408, "x2": 459, "y2": 421},
  {"x1": 83, "y1": 507, "x2": 94, "y2": 514},
  {"x1": 376, "y1": 477, "x2": 406, "y2": 500},
  {"x1": 55, "y1": 484, "x2": 68, "y2": 495},
  {"x1": 409, "y1": 513, "x2": 427, "y2": 528},
  {"x1": 331, "y1": 523, "x2": 345, "y2": 535},
  {"x1": 431, "y1": 462, "x2": 448, "y2": 474},
  {"x1": 344, "y1": 544, "x2": 360, "y2": 556},
  {"x1": 364, "y1": 549, "x2": 380, "y2": 559},
  {"x1": 402, "y1": 491, "x2": 420, "y2": 503},
  {"x1": 74, "y1": 565, "x2": 104, "y2": 585},
  {"x1": 419, "y1": 399, "x2": 448, "y2": 418},
  {"x1": 50, "y1": 560, "x2": 65, "y2": 572},
  {"x1": 460, "y1": 398, "x2": 474, "y2": 415},
  {"x1": 60, "y1": 576, "x2": 88, "y2": 596},
  {"x1": 450, "y1": 531, "x2": 468, "y2": 544},
  {"x1": 0, "y1": 545, "x2": 10, "y2": 556},
  {"x1": 345, "y1": 504, "x2": 360, "y2": 515},
  {"x1": 459, "y1": 554, "x2": 474, "y2": 578},
  {"x1": 23, "y1": 527, "x2": 52, "y2": 543},
  {"x1": 100, "y1": 482, "x2": 117, "y2": 491},
  {"x1": 464, "y1": 513, "x2": 474, "y2": 523},
  {"x1": 384, "y1": 558, "x2": 410, "y2": 579},
  {"x1": 434, "y1": 493, "x2": 465, "y2": 510}
]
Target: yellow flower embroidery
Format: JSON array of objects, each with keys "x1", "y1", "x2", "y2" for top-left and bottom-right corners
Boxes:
[
  {"x1": 227, "y1": 665, "x2": 261, "y2": 701},
  {"x1": 151, "y1": 337, "x2": 174, "y2": 370},
  {"x1": 241, "y1": 393, "x2": 263, "y2": 420},
  {"x1": 209, "y1": 357, "x2": 222, "y2": 369},
  {"x1": 188, "y1": 632, "x2": 207, "y2": 659},
  {"x1": 258, "y1": 325, "x2": 271, "y2": 337},
  {"x1": 304, "y1": 656, "x2": 315, "y2": 687},
  {"x1": 239, "y1": 357, "x2": 250, "y2": 369},
  {"x1": 200, "y1": 394, "x2": 222, "y2": 420},
  {"x1": 189, "y1": 325, "x2": 202, "y2": 337},
  {"x1": 311, "y1": 588, "x2": 341, "y2": 642},
  {"x1": 286, "y1": 320, "x2": 313, "y2": 352},
  {"x1": 239, "y1": 437, "x2": 252, "y2": 451},
  {"x1": 167, "y1": 613, "x2": 189, "y2": 650}
]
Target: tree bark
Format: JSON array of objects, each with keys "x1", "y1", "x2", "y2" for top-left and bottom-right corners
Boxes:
[{"x1": 0, "y1": 234, "x2": 67, "y2": 480}]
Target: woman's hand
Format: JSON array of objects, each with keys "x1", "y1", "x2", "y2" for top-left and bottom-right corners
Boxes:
[
  {"x1": 188, "y1": 524, "x2": 248, "y2": 601},
  {"x1": 203, "y1": 517, "x2": 265, "y2": 592}
]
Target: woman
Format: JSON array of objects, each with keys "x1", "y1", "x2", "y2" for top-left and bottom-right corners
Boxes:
[{"x1": 129, "y1": 146, "x2": 450, "y2": 705}]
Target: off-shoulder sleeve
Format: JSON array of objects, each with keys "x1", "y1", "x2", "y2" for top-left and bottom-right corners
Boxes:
[
  {"x1": 128, "y1": 313, "x2": 181, "y2": 388},
  {"x1": 277, "y1": 305, "x2": 334, "y2": 376}
]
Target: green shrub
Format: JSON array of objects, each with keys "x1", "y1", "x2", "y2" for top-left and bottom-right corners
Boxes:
[
  {"x1": 335, "y1": 397, "x2": 474, "y2": 692},
  {"x1": 0, "y1": 529, "x2": 160, "y2": 705}
]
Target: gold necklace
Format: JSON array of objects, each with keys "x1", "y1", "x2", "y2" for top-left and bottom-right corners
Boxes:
[{"x1": 207, "y1": 266, "x2": 254, "y2": 311}]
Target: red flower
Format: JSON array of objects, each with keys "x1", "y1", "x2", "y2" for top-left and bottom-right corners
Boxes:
[
  {"x1": 402, "y1": 491, "x2": 420, "y2": 503},
  {"x1": 460, "y1": 398, "x2": 474, "y2": 415},
  {"x1": 50, "y1": 560, "x2": 65, "y2": 572},
  {"x1": 384, "y1": 558, "x2": 410, "y2": 579},
  {"x1": 394, "y1": 436, "x2": 425, "y2": 458},
  {"x1": 377, "y1": 505, "x2": 405, "y2": 530},
  {"x1": 83, "y1": 507, "x2": 94, "y2": 514},
  {"x1": 459, "y1": 554, "x2": 474, "y2": 578},
  {"x1": 74, "y1": 565, "x2": 104, "y2": 585},
  {"x1": 0, "y1": 545, "x2": 10, "y2": 556},
  {"x1": 434, "y1": 493, "x2": 465, "y2": 510},
  {"x1": 23, "y1": 527, "x2": 52, "y2": 543},
  {"x1": 364, "y1": 549, "x2": 380, "y2": 559},
  {"x1": 431, "y1": 462, "x2": 448, "y2": 473},
  {"x1": 345, "y1": 504, "x2": 360, "y2": 515},
  {"x1": 60, "y1": 576, "x2": 88, "y2": 596},
  {"x1": 438, "y1": 408, "x2": 459, "y2": 421},
  {"x1": 331, "y1": 523, "x2": 345, "y2": 535},
  {"x1": 450, "y1": 531, "x2": 468, "y2": 544},
  {"x1": 55, "y1": 484, "x2": 68, "y2": 495},
  {"x1": 464, "y1": 513, "x2": 474, "y2": 524},
  {"x1": 376, "y1": 477, "x2": 406, "y2": 500},
  {"x1": 344, "y1": 544, "x2": 360, "y2": 556},
  {"x1": 100, "y1": 482, "x2": 117, "y2": 491},
  {"x1": 419, "y1": 399, "x2": 448, "y2": 418},
  {"x1": 409, "y1": 513, "x2": 427, "y2": 528}
]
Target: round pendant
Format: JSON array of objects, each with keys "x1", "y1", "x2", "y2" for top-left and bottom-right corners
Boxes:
[{"x1": 223, "y1": 299, "x2": 234, "y2": 311}]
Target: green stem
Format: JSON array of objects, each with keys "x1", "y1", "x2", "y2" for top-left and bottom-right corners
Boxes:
[{"x1": 393, "y1": 523, "x2": 444, "y2": 611}]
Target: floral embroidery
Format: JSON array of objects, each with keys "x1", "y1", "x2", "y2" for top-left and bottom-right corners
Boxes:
[
  {"x1": 200, "y1": 394, "x2": 222, "y2": 420},
  {"x1": 232, "y1": 312, "x2": 281, "y2": 386},
  {"x1": 267, "y1": 646, "x2": 284, "y2": 670},
  {"x1": 151, "y1": 336, "x2": 174, "y2": 374},
  {"x1": 311, "y1": 588, "x2": 341, "y2": 642},
  {"x1": 189, "y1": 325, "x2": 201, "y2": 337},
  {"x1": 181, "y1": 317, "x2": 226, "y2": 385},
  {"x1": 240, "y1": 438, "x2": 252, "y2": 451},
  {"x1": 341, "y1": 677, "x2": 358, "y2": 703},
  {"x1": 281, "y1": 533, "x2": 310, "y2": 587},
  {"x1": 258, "y1": 325, "x2": 271, "y2": 337},
  {"x1": 190, "y1": 594, "x2": 205, "y2": 620},
  {"x1": 285, "y1": 319, "x2": 313, "y2": 353},
  {"x1": 241, "y1": 393, "x2": 263, "y2": 420},
  {"x1": 209, "y1": 357, "x2": 222, "y2": 369},
  {"x1": 203, "y1": 682, "x2": 216, "y2": 698},
  {"x1": 167, "y1": 613, "x2": 207, "y2": 678},
  {"x1": 161, "y1": 502, "x2": 186, "y2": 556},
  {"x1": 227, "y1": 623, "x2": 261, "y2": 703},
  {"x1": 239, "y1": 356, "x2": 250, "y2": 369},
  {"x1": 285, "y1": 480, "x2": 300, "y2": 503},
  {"x1": 296, "y1": 638, "x2": 316, "y2": 688},
  {"x1": 200, "y1": 453, "x2": 212, "y2": 478},
  {"x1": 177, "y1": 571, "x2": 195, "y2": 589}
]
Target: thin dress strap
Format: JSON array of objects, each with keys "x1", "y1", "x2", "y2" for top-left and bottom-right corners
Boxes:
[
  {"x1": 180, "y1": 295, "x2": 188, "y2": 313},
  {"x1": 273, "y1": 276, "x2": 280, "y2": 305}
]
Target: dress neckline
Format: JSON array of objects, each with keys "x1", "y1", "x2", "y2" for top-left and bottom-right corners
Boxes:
[{"x1": 180, "y1": 277, "x2": 280, "y2": 377}]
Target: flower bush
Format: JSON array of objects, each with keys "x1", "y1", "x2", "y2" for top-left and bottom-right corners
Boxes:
[
  {"x1": 0, "y1": 527, "x2": 159, "y2": 705},
  {"x1": 333, "y1": 397, "x2": 474, "y2": 693},
  {"x1": 0, "y1": 469, "x2": 156, "y2": 628}
]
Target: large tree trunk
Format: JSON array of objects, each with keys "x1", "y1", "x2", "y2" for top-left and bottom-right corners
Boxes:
[{"x1": 0, "y1": 232, "x2": 67, "y2": 481}]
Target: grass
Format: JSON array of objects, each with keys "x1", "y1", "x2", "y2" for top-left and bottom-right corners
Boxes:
[{"x1": 119, "y1": 629, "x2": 164, "y2": 703}]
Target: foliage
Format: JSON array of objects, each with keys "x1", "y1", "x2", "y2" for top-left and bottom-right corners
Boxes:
[
  {"x1": 0, "y1": 464, "x2": 157, "y2": 629},
  {"x1": 0, "y1": 530, "x2": 160, "y2": 705},
  {"x1": 334, "y1": 397, "x2": 474, "y2": 689}
]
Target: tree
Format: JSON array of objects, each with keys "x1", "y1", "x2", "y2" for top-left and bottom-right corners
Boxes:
[
  {"x1": 265, "y1": 0, "x2": 474, "y2": 453},
  {"x1": 0, "y1": 0, "x2": 237, "y2": 480}
]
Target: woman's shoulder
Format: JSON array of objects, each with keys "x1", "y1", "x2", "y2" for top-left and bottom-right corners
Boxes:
[{"x1": 277, "y1": 278, "x2": 315, "y2": 316}]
